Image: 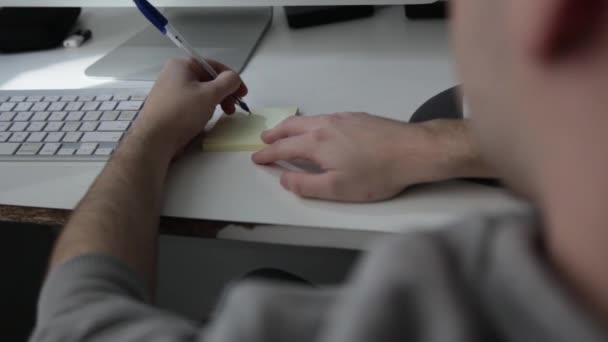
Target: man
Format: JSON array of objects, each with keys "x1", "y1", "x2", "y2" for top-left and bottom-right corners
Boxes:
[{"x1": 30, "y1": 0, "x2": 608, "y2": 341}]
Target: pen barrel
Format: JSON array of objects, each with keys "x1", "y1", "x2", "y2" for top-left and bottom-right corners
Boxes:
[{"x1": 165, "y1": 25, "x2": 219, "y2": 78}]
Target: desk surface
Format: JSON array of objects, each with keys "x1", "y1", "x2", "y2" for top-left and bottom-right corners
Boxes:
[
  {"x1": 0, "y1": 6, "x2": 455, "y2": 117},
  {"x1": 0, "y1": 7, "x2": 529, "y2": 249}
]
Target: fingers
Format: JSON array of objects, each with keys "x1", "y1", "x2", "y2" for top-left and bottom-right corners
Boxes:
[
  {"x1": 205, "y1": 59, "x2": 233, "y2": 73},
  {"x1": 183, "y1": 58, "x2": 248, "y2": 113},
  {"x1": 208, "y1": 70, "x2": 242, "y2": 103},
  {"x1": 280, "y1": 171, "x2": 342, "y2": 200},
  {"x1": 262, "y1": 116, "x2": 325, "y2": 144},
  {"x1": 204, "y1": 59, "x2": 248, "y2": 98},
  {"x1": 252, "y1": 134, "x2": 318, "y2": 165},
  {"x1": 184, "y1": 57, "x2": 248, "y2": 97},
  {"x1": 221, "y1": 100, "x2": 236, "y2": 115},
  {"x1": 184, "y1": 58, "x2": 213, "y2": 81}
]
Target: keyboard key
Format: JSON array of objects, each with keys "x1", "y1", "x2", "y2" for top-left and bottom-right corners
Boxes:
[
  {"x1": 45, "y1": 132, "x2": 65, "y2": 142},
  {"x1": 27, "y1": 122, "x2": 46, "y2": 132},
  {"x1": 82, "y1": 102, "x2": 101, "y2": 111},
  {"x1": 0, "y1": 102, "x2": 16, "y2": 111},
  {"x1": 63, "y1": 132, "x2": 83, "y2": 143},
  {"x1": 95, "y1": 95, "x2": 113, "y2": 101},
  {"x1": 82, "y1": 132, "x2": 123, "y2": 143},
  {"x1": 83, "y1": 111, "x2": 102, "y2": 121},
  {"x1": 99, "y1": 121, "x2": 130, "y2": 132},
  {"x1": 9, "y1": 96, "x2": 26, "y2": 102},
  {"x1": 118, "y1": 111, "x2": 138, "y2": 121},
  {"x1": 77, "y1": 95, "x2": 95, "y2": 102},
  {"x1": 14, "y1": 102, "x2": 33, "y2": 112},
  {"x1": 101, "y1": 111, "x2": 120, "y2": 121},
  {"x1": 17, "y1": 143, "x2": 43, "y2": 155},
  {"x1": 95, "y1": 145, "x2": 116, "y2": 156},
  {"x1": 0, "y1": 132, "x2": 11, "y2": 142},
  {"x1": 66, "y1": 111, "x2": 85, "y2": 121},
  {"x1": 117, "y1": 101, "x2": 144, "y2": 111},
  {"x1": 80, "y1": 122, "x2": 99, "y2": 132},
  {"x1": 0, "y1": 112, "x2": 16, "y2": 121},
  {"x1": 61, "y1": 95, "x2": 78, "y2": 102},
  {"x1": 10, "y1": 122, "x2": 28, "y2": 132},
  {"x1": 62, "y1": 122, "x2": 81, "y2": 132},
  {"x1": 26, "y1": 132, "x2": 46, "y2": 142},
  {"x1": 31, "y1": 102, "x2": 50, "y2": 111},
  {"x1": 40, "y1": 143, "x2": 62, "y2": 156},
  {"x1": 9, "y1": 132, "x2": 28, "y2": 142},
  {"x1": 0, "y1": 143, "x2": 19, "y2": 155},
  {"x1": 0, "y1": 122, "x2": 10, "y2": 131},
  {"x1": 76, "y1": 143, "x2": 98, "y2": 155},
  {"x1": 26, "y1": 96, "x2": 43, "y2": 102},
  {"x1": 48, "y1": 102, "x2": 67, "y2": 111},
  {"x1": 32, "y1": 112, "x2": 50, "y2": 121},
  {"x1": 43, "y1": 96, "x2": 61, "y2": 102},
  {"x1": 99, "y1": 101, "x2": 117, "y2": 111},
  {"x1": 14, "y1": 112, "x2": 33, "y2": 121},
  {"x1": 57, "y1": 147, "x2": 76, "y2": 155},
  {"x1": 0, "y1": 96, "x2": 8, "y2": 102},
  {"x1": 65, "y1": 102, "x2": 83, "y2": 111},
  {"x1": 44, "y1": 122, "x2": 64, "y2": 132},
  {"x1": 113, "y1": 95, "x2": 130, "y2": 101},
  {"x1": 130, "y1": 95, "x2": 147, "y2": 101},
  {"x1": 49, "y1": 111, "x2": 67, "y2": 121}
]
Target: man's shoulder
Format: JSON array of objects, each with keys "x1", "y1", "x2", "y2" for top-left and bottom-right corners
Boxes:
[{"x1": 371, "y1": 211, "x2": 539, "y2": 273}]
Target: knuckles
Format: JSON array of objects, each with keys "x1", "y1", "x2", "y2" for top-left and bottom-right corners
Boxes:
[
  {"x1": 278, "y1": 116, "x2": 298, "y2": 130},
  {"x1": 332, "y1": 112, "x2": 368, "y2": 120},
  {"x1": 309, "y1": 128, "x2": 329, "y2": 143}
]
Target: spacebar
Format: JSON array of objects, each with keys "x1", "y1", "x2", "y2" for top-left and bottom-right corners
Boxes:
[{"x1": 0, "y1": 143, "x2": 20, "y2": 155}]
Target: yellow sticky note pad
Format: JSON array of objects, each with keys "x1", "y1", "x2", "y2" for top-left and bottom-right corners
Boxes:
[{"x1": 203, "y1": 107, "x2": 298, "y2": 152}]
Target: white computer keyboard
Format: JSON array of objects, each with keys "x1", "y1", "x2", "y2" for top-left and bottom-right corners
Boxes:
[{"x1": 0, "y1": 89, "x2": 148, "y2": 161}]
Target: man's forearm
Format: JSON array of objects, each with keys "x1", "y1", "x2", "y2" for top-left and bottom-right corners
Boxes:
[
  {"x1": 423, "y1": 119, "x2": 497, "y2": 181},
  {"x1": 49, "y1": 132, "x2": 173, "y2": 289}
]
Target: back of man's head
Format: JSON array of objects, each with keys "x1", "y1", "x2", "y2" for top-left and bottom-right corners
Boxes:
[{"x1": 451, "y1": 0, "x2": 608, "y2": 322}]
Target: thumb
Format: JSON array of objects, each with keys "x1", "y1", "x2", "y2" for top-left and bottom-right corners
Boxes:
[{"x1": 207, "y1": 70, "x2": 242, "y2": 102}]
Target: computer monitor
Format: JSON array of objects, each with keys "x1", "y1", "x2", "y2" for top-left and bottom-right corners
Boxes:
[
  {"x1": 2, "y1": 1, "x2": 433, "y2": 80},
  {"x1": 4, "y1": 1, "x2": 433, "y2": 6}
]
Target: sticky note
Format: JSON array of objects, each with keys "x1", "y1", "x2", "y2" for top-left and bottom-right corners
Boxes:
[{"x1": 203, "y1": 107, "x2": 298, "y2": 152}]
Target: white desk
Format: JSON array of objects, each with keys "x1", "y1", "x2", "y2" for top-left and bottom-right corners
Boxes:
[{"x1": 0, "y1": 7, "x2": 529, "y2": 249}]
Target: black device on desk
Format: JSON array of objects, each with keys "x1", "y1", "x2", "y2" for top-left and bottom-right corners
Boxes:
[
  {"x1": 405, "y1": 1, "x2": 447, "y2": 20},
  {"x1": 285, "y1": 6, "x2": 375, "y2": 29},
  {"x1": 0, "y1": 7, "x2": 81, "y2": 53}
]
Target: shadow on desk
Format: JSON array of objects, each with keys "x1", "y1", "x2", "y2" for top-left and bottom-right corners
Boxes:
[{"x1": 0, "y1": 221, "x2": 58, "y2": 342}]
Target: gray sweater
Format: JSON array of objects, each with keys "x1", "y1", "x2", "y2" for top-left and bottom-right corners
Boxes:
[{"x1": 30, "y1": 214, "x2": 607, "y2": 342}]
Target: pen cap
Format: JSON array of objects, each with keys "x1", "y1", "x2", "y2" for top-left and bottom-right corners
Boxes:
[{"x1": 133, "y1": 0, "x2": 169, "y2": 33}]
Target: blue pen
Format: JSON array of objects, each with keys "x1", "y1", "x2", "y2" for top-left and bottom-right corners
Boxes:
[{"x1": 133, "y1": 0, "x2": 252, "y2": 114}]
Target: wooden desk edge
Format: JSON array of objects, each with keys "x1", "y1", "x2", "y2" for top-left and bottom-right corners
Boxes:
[{"x1": 0, "y1": 205, "x2": 246, "y2": 238}]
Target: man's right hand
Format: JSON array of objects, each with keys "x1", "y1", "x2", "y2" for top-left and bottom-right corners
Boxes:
[
  {"x1": 130, "y1": 58, "x2": 247, "y2": 161},
  {"x1": 253, "y1": 113, "x2": 493, "y2": 202}
]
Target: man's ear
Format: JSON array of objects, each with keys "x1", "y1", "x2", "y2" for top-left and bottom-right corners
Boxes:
[{"x1": 534, "y1": 0, "x2": 606, "y2": 61}]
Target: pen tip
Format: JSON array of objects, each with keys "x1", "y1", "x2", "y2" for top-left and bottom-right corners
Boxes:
[{"x1": 240, "y1": 102, "x2": 252, "y2": 115}]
